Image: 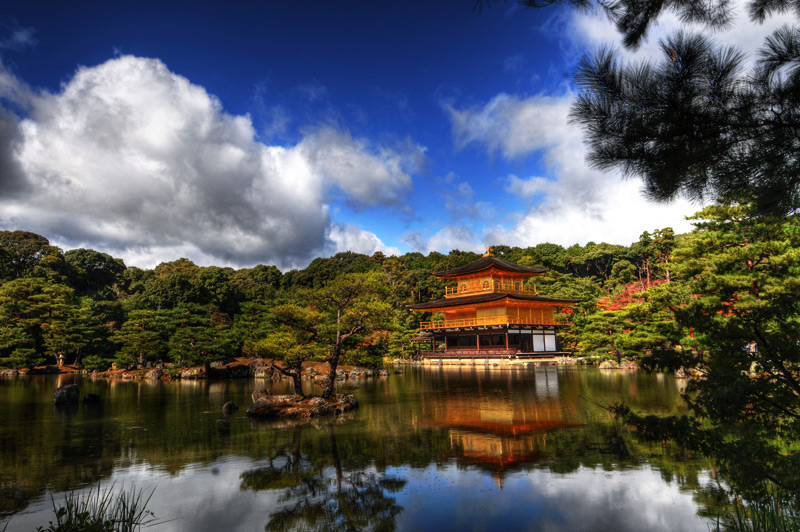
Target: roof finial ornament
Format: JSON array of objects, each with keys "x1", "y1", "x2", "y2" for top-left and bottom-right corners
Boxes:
[{"x1": 483, "y1": 246, "x2": 494, "y2": 257}]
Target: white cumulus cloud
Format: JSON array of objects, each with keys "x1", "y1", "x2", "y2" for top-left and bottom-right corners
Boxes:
[
  {"x1": 446, "y1": 92, "x2": 572, "y2": 160},
  {"x1": 326, "y1": 223, "x2": 401, "y2": 257},
  {"x1": 403, "y1": 226, "x2": 485, "y2": 255},
  {"x1": 298, "y1": 126, "x2": 422, "y2": 210},
  {"x1": 440, "y1": 0, "x2": 799, "y2": 253},
  {"x1": 445, "y1": 88, "x2": 698, "y2": 250},
  {"x1": 0, "y1": 55, "x2": 419, "y2": 269}
]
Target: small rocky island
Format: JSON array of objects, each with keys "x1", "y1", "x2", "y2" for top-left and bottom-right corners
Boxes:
[{"x1": 246, "y1": 391, "x2": 357, "y2": 420}]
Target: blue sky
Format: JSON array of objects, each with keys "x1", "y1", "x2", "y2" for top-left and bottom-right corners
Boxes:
[{"x1": 0, "y1": 1, "x2": 789, "y2": 270}]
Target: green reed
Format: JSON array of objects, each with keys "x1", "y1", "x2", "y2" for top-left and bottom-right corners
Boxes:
[
  {"x1": 34, "y1": 484, "x2": 156, "y2": 532},
  {"x1": 717, "y1": 492, "x2": 800, "y2": 532}
]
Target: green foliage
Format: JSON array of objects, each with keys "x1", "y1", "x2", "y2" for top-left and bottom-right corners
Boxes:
[
  {"x1": 612, "y1": 205, "x2": 800, "y2": 496},
  {"x1": 281, "y1": 251, "x2": 375, "y2": 291},
  {"x1": 609, "y1": 259, "x2": 637, "y2": 285},
  {"x1": 234, "y1": 300, "x2": 282, "y2": 357},
  {"x1": 35, "y1": 485, "x2": 155, "y2": 532},
  {"x1": 0, "y1": 278, "x2": 92, "y2": 367},
  {"x1": 231, "y1": 264, "x2": 281, "y2": 301},
  {"x1": 2, "y1": 347, "x2": 43, "y2": 369},
  {"x1": 64, "y1": 249, "x2": 125, "y2": 300},
  {"x1": 81, "y1": 354, "x2": 114, "y2": 372},
  {"x1": 167, "y1": 306, "x2": 237, "y2": 367},
  {"x1": 112, "y1": 310, "x2": 173, "y2": 367},
  {"x1": 312, "y1": 272, "x2": 395, "y2": 396},
  {"x1": 386, "y1": 328, "x2": 419, "y2": 361},
  {"x1": 569, "y1": 1, "x2": 800, "y2": 214},
  {"x1": 0, "y1": 230, "x2": 58, "y2": 281},
  {"x1": 716, "y1": 491, "x2": 800, "y2": 532},
  {"x1": 534, "y1": 271, "x2": 604, "y2": 351},
  {"x1": 254, "y1": 303, "x2": 325, "y2": 367},
  {"x1": 343, "y1": 333, "x2": 391, "y2": 368}
]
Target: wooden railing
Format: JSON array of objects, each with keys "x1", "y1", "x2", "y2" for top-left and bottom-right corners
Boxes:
[
  {"x1": 444, "y1": 281, "x2": 537, "y2": 298},
  {"x1": 418, "y1": 349, "x2": 564, "y2": 359},
  {"x1": 419, "y1": 349, "x2": 518, "y2": 358},
  {"x1": 419, "y1": 315, "x2": 569, "y2": 330}
]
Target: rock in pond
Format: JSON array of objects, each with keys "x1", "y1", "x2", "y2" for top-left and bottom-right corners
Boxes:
[
  {"x1": 145, "y1": 368, "x2": 164, "y2": 380},
  {"x1": 54, "y1": 384, "x2": 80, "y2": 404},
  {"x1": 246, "y1": 394, "x2": 358, "y2": 420},
  {"x1": 222, "y1": 401, "x2": 239, "y2": 415},
  {"x1": 251, "y1": 389, "x2": 271, "y2": 403},
  {"x1": 180, "y1": 367, "x2": 206, "y2": 379},
  {"x1": 249, "y1": 358, "x2": 272, "y2": 378}
]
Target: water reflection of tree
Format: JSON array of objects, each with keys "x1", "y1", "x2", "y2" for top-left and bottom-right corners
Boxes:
[{"x1": 240, "y1": 424, "x2": 406, "y2": 532}]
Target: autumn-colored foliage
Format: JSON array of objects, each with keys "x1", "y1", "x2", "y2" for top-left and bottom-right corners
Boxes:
[{"x1": 596, "y1": 279, "x2": 666, "y2": 311}]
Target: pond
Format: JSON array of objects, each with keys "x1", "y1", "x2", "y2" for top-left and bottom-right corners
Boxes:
[{"x1": 0, "y1": 366, "x2": 725, "y2": 531}]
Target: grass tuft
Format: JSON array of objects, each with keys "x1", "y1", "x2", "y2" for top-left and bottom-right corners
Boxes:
[
  {"x1": 717, "y1": 492, "x2": 800, "y2": 532},
  {"x1": 35, "y1": 484, "x2": 155, "y2": 532}
]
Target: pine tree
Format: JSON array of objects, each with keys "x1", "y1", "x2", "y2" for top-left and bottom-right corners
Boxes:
[{"x1": 613, "y1": 205, "x2": 800, "y2": 495}]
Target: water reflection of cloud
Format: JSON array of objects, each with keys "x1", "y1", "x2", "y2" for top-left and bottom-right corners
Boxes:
[
  {"x1": 534, "y1": 366, "x2": 560, "y2": 398},
  {"x1": 7, "y1": 459, "x2": 283, "y2": 532},
  {"x1": 393, "y1": 463, "x2": 712, "y2": 532},
  {"x1": 8, "y1": 456, "x2": 712, "y2": 532}
]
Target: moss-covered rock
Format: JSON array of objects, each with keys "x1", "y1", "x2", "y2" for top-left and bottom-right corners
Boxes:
[{"x1": 246, "y1": 394, "x2": 357, "y2": 420}]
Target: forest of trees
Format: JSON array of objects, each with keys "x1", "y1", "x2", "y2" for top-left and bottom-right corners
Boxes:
[
  {"x1": 0, "y1": 219, "x2": 684, "y2": 373},
  {"x1": 2, "y1": 203, "x2": 792, "y2": 376}
]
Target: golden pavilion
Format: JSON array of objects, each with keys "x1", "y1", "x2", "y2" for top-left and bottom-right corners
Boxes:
[{"x1": 408, "y1": 250, "x2": 579, "y2": 360}]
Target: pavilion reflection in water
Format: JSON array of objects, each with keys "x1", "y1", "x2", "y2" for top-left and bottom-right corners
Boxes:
[{"x1": 420, "y1": 366, "x2": 583, "y2": 485}]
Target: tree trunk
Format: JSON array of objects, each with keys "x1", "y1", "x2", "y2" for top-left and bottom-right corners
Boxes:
[
  {"x1": 323, "y1": 310, "x2": 344, "y2": 400},
  {"x1": 323, "y1": 341, "x2": 341, "y2": 400},
  {"x1": 290, "y1": 371, "x2": 304, "y2": 397},
  {"x1": 269, "y1": 360, "x2": 305, "y2": 397}
]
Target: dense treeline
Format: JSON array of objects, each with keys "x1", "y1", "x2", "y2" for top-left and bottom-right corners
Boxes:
[{"x1": 0, "y1": 226, "x2": 678, "y2": 372}]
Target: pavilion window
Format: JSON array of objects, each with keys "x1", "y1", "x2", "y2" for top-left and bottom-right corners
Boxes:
[
  {"x1": 480, "y1": 334, "x2": 505, "y2": 347},
  {"x1": 482, "y1": 281, "x2": 490, "y2": 290},
  {"x1": 448, "y1": 336, "x2": 477, "y2": 348}
]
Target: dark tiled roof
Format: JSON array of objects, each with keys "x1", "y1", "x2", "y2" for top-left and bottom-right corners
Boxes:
[
  {"x1": 407, "y1": 292, "x2": 581, "y2": 310},
  {"x1": 433, "y1": 256, "x2": 546, "y2": 278}
]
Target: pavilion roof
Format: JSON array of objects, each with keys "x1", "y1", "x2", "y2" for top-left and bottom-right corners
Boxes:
[
  {"x1": 433, "y1": 256, "x2": 546, "y2": 278},
  {"x1": 407, "y1": 292, "x2": 580, "y2": 311}
]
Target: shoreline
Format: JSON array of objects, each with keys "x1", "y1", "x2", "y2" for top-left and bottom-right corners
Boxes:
[{"x1": 0, "y1": 358, "x2": 395, "y2": 382}]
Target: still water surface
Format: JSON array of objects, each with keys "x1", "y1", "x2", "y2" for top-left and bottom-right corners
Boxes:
[{"x1": 1, "y1": 366, "x2": 723, "y2": 531}]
